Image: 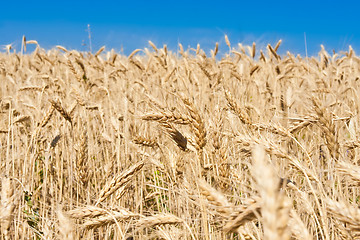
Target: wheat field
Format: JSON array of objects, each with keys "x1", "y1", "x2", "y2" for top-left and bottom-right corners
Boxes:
[{"x1": 1, "y1": 37, "x2": 360, "y2": 239}]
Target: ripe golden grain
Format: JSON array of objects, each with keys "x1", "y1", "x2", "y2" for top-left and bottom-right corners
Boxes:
[
  {"x1": 57, "y1": 208, "x2": 74, "y2": 240},
  {"x1": 274, "y1": 39, "x2": 282, "y2": 52},
  {"x1": 148, "y1": 40, "x2": 158, "y2": 52},
  {"x1": 252, "y1": 42, "x2": 256, "y2": 59},
  {"x1": 82, "y1": 208, "x2": 139, "y2": 229},
  {"x1": 268, "y1": 44, "x2": 280, "y2": 60},
  {"x1": 96, "y1": 160, "x2": 145, "y2": 204},
  {"x1": 49, "y1": 99, "x2": 72, "y2": 124},
  {"x1": 128, "y1": 49, "x2": 141, "y2": 59},
  {"x1": 225, "y1": 35, "x2": 231, "y2": 49},
  {"x1": 56, "y1": 45, "x2": 68, "y2": 52},
  {"x1": 1, "y1": 38, "x2": 360, "y2": 239},
  {"x1": 134, "y1": 214, "x2": 183, "y2": 229},
  {"x1": 94, "y1": 46, "x2": 105, "y2": 57}
]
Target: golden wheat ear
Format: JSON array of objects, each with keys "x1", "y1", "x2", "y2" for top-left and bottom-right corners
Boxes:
[
  {"x1": 198, "y1": 179, "x2": 233, "y2": 215},
  {"x1": 96, "y1": 160, "x2": 145, "y2": 204},
  {"x1": 223, "y1": 197, "x2": 261, "y2": 233},
  {"x1": 57, "y1": 207, "x2": 74, "y2": 240},
  {"x1": 49, "y1": 99, "x2": 72, "y2": 124},
  {"x1": 251, "y1": 145, "x2": 291, "y2": 239}
]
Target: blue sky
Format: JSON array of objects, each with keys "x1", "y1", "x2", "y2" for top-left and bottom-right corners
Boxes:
[{"x1": 0, "y1": 0, "x2": 358, "y2": 56}]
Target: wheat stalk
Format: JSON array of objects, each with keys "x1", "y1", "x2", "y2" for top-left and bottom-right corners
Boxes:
[{"x1": 0, "y1": 177, "x2": 14, "y2": 240}]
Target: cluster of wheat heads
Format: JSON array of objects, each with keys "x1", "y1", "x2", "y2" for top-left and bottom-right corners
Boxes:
[{"x1": 1, "y1": 37, "x2": 360, "y2": 239}]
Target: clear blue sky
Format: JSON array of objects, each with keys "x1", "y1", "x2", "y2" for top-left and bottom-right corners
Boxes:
[{"x1": 1, "y1": 0, "x2": 358, "y2": 56}]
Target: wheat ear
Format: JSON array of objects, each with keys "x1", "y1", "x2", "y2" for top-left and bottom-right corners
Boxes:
[
  {"x1": 252, "y1": 144, "x2": 291, "y2": 240},
  {"x1": 337, "y1": 161, "x2": 360, "y2": 182},
  {"x1": 96, "y1": 160, "x2": 145, "y2": 204},
  {"x1": 68, "y1": 205, "x2": 110, "y2": 219},
  {"x1": 94, "y1": 46, "x2": 105, "y2": 57},
  {"x1": 141, "y1": 111, "x2": 192, "y2": 125},
  {"x1": 128, "y1": 49, "x2": 141, "y2": 59},
  {"x1": 76, "y1": 129, "x2": 90, "y2": 185},
  {"x1": 134, "y1": 214, "x2": 183, "y2": 229},
  {"x1": 252, "y1": 42, "x2": 256, "y2": 58},
  {"x1": 224, "y1": 89, "x2": 252, "y2": 125},
  {"x1": 40, "y1": 105, "x2": 55, "y2": 127},
  {"x1": 49, "y1": 99, "x2": 72, "y2": 124},
  {"x1": 268, "y1": 44, "x2": 280, "y2": 60},
  {"x1": 198, "y1": 179, "x2": 233, "y2": 215},
  {"x1": 57, "y1": 207, "x2": 74, "y2": 240},
  {"x1": 183, "y1": 98, "x2": 206, "y2": 152},
  {"x1": 326, "y1": 198, "x2": 360, "y2": 238},
  {"x1": 311, "y1": 97, "x2": 339, "y2": 160},
  {"x1": 223, "y1": 197, "x2": 261, "y2": 233},
  {"x1": 160, "y1": 122, "x2": 188, "y2": 151},
  {"x1": 83, "y1": 208, "x2": 139, "y2": 229},
  {"x1": 148, "y1": 41, "x2": 158, "y2": 52}
]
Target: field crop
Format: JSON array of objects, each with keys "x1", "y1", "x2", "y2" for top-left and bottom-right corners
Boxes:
[{"x1": 1, "y1": 37, "x2": 360, "y2": 239}]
